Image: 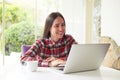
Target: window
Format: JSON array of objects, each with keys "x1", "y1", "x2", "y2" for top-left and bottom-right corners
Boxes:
[
  {"x1": 1, "y1": 0, "x2": 96, "y2": 66},
  {"x1": 92, "y1": 0, "x2": 101, "y2": 43},
  {"x1": 0, "y1": 0, "x2": 61, "y2": 65}
]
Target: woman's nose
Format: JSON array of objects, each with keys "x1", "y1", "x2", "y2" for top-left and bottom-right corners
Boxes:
[{"x1": 59, "y1": 26, "x2": 64, "y2": 31}]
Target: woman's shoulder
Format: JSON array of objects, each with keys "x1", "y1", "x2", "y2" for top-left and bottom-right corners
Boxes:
[{"x1": 35, "y1": 37, "x2": 48, "y2": 44}]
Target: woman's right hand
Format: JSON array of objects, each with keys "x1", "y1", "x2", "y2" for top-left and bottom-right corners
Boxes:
[{"x1": 45, "y1": 57, "x2": 66, "y2": 67}]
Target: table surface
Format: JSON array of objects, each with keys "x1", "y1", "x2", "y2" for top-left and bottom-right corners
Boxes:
[{"x1": 1, "y1": 63, "x2": 120, "y2": 80}]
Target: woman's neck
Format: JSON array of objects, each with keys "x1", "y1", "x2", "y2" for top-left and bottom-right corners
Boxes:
[{"x1": 51, "y1": 37, "x2": 59, "y2": 42}]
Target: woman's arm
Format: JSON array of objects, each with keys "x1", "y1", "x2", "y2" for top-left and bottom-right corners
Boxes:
[{"x1": 20, "y1": 39, "x2": 47, "y2": 67}]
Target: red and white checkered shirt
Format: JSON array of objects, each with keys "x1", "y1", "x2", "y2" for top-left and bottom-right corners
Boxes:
[{"x1": 21, "y1": 34, "x2": 77, "y2": 67}]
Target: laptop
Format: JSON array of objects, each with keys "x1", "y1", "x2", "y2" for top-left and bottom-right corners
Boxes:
[{"x1": 49, "y1": 43, "x2": 110, "y2": 74}]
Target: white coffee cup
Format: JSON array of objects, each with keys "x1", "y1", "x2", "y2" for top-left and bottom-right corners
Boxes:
[{"x1": 27, "y1": 61, "x2": 38, "y2": 72}]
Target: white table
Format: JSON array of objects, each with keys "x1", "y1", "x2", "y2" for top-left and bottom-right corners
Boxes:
[{"x1": 0, "y1": 64, "x2": 120, "y2": 80}]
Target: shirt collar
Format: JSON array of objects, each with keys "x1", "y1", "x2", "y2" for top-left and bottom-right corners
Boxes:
[{"x1": 49, "y1": 37, "x2": 63, "y2": 44}]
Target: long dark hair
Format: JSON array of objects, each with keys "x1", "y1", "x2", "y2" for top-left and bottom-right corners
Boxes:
[{"x1": 43, "y1": 12, "x2": 66, "y2": 38}]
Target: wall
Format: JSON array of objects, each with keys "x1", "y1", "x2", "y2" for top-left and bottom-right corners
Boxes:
[{"x1": 101, "y1": 0, "x2": 120, "y2": 45}]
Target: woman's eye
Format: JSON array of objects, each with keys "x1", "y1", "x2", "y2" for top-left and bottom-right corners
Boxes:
[
  {"x1": 55, "y1": 24, "x2": 59, "y2": 28},
  {"x1": 61, "y1": 23, "x2": 65, "y2": 27}
]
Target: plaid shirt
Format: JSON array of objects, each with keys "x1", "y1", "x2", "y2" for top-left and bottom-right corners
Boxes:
[{"x1": 21, "y1": 34, "x2": 77, "y2": 67}]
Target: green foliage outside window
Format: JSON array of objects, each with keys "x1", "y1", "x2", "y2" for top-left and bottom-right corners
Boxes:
[
  {"x1": 0, "y1": 3, "x2": 29, "y2": 53},
  {"x1": 0, "y1": 3, "x2": 28, "y2": 29},
  {"x1": 5, "y1": 21, "x2": 35, "y2": 55},
  {"x1": 0, "y1": 3, "x2": 44, "y2": 55}
]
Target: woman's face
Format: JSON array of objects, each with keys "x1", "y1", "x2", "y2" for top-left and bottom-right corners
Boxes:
[{"x1": 50, "y1": 16, "x2": 66, "y2": 42}]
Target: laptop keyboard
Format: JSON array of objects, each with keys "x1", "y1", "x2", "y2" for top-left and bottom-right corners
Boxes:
[{"x1": 57, "y1": 66, "x2": 64, "y2": 71}]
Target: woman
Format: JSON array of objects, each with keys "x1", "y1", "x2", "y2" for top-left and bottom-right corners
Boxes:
[{"x1": 20, "y1": 12, "x2": 77, "y2": 67}]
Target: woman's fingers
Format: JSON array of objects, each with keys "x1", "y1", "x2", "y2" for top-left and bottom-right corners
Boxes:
[
  {"x1": 46, "y1": 57, "x2": 57, "y2": 62},
  {"x1": 49, "y1": 59, "x2": 66, "y2": 67}
]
